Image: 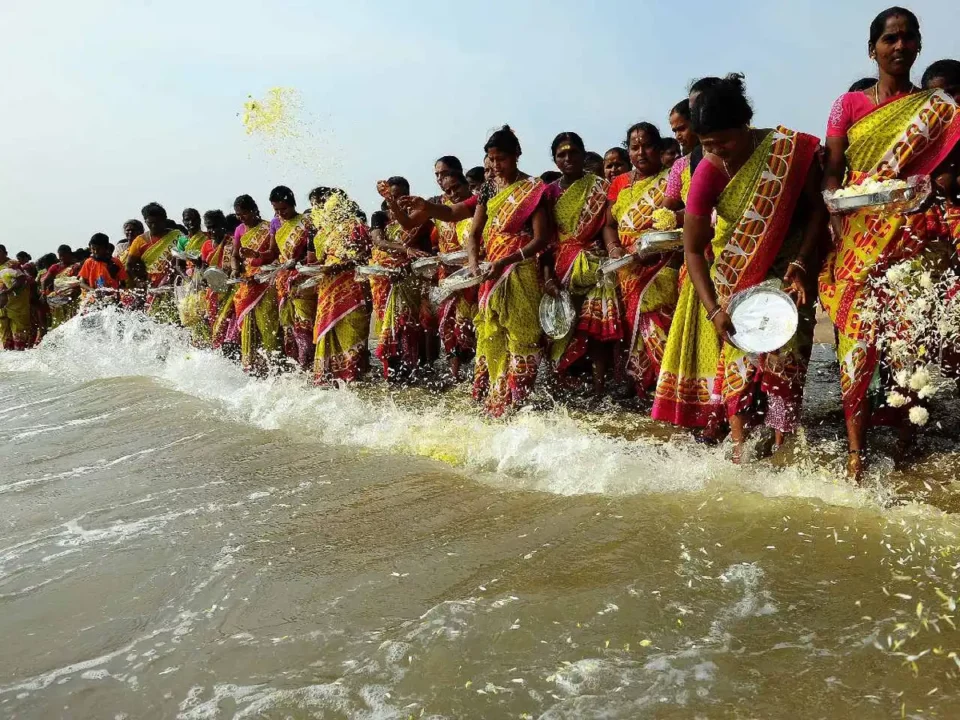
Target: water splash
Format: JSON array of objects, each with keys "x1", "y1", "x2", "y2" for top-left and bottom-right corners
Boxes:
[{"x1": 0, "y1": 309, "x2": 942, "y2": 512}]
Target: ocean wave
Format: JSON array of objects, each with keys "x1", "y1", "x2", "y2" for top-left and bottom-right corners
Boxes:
[{"x1": 0, "y1": 309, "x2": 938, "y2": 512}]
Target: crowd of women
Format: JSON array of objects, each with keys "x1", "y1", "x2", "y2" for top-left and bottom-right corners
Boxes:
[{"x1": 2, "y1": 7, "x2": 959, "y2": 481}]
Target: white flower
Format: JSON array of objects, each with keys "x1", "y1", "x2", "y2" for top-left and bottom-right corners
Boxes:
[
  {"x1": 909, "y1": 367, "x2": 932, "y2": 391},
  {"x1": 886, "y1": 266, "x2": 905, "y2": 285},
  {"x1": 895, "y1": 370, "x2": 910, "y2": 388},
  {"x1": 920, "y1": 271, "x2": 933, "y2": 290},
  {"x1": 909, "y1": 406, "x2": 929, "y2": 426},
  {"x1": 918, "y1": 384, "x2": 938, "y2": 400},
  {"x1": 887, "y1": 391, "x2": 909, "y2": 408},
  {"x1": 889, "y1": 339, "x2": 909, "y2": 356}
]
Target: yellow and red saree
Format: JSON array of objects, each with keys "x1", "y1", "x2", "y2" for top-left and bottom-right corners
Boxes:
[
  {"x1": 127, "y1": 230, "x2": 181, "y2": 321},
  {"x1": 313, "y1": 220, "x2": 371, "y2": 384},
  {"x1": 654, "y1": 127, "x2": 819, "y2": 430},
  {"x1": 548, "y1": 173, "x2": 622, "y2": 372},
  {"x1": 819, "y1": 89, "x2": 960, "y2": 422},
  {"x1": 434, "y1": 206, "x2": 478, "y2": 359},
  {"x1": 181, "y1": 232, "x2": 207, "y2": 255},
  {"x1": 233, "y1": 221, "x2": 280, "y2": 372},
  {"x1": 610, "y1": 168, "x2": 679, "y2": 392},
  {"x1": 47, "y1": 264, "x2": 81, "y2": 329},
  {"x1": 473, "y1": 177, "x2": 548, "y2": 416},
  {"x1": 0, "y1": 265, "x2": 33, "y2": 350},
  {"x1": 205, "y1": 240, "x2": 239, "y2": 350},
  {"x1": 372, "y1": 222, "x2": 425, "y2": 377},
  {"x1": 176, "y1": 233, "x2": 212, "y2": 345},
  {"x1": 273, "y1": 213, "x2": 316, "y2": 370}
]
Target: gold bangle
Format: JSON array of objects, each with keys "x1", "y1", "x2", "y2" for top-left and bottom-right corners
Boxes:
[{"x1": 706, "y1": 306, "x2": 722, "y2": 322}]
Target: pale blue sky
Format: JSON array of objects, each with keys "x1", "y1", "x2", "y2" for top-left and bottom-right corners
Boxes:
[{"x1": 1, "y1": 0, "x2": 957, "y2": 256}]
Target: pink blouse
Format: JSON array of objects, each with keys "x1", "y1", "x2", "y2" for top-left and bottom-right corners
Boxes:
[
  {"x1": 685, "y1": 159, "x2": 730, "y2": 217},
  {"x1": 825, "y1": 89, "x2": 914, "y2": 138},
  {"x1": 665, "y1": 155, "x2": 690, "y2": 202}
]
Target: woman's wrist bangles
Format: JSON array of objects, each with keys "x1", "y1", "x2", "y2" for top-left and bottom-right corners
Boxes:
[
  {"x1": 788, "y1": 259, "x2": 807, "y2": 273},
  {"x1": 706, "y1": 306, "x2": 723, "y2": 322}
]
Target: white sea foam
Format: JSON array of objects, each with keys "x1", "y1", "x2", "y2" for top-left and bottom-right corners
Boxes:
[{"x1": 0, "y1": 308, "x2": 937, "y2": 511}]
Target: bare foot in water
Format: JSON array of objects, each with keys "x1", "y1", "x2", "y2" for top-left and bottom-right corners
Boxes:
[
  {"x1": 732, "y1": 442, "x2": 745, "y2": 465},
  {"x1": 894, "y1": 424, "x2": 917, "y2": 470},
  {"x1": 847, "y1": 451, "x2": 865, "y2": 484}
]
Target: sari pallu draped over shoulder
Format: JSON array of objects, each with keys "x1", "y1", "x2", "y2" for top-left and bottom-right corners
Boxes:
[
  {"x1": 654, "y1": 126, "x2": 820, "y2": 430},
  {"x1": 548, "y1": 174, "x2": 623, "y2": 371},
  {"x1": 48, "y1": 264, "x2": 81, "y2": 329},
  {"x1": 434, "y1": 206, "x2": 478, "y2": 359},
  {"x1": 134, "y1": 230, "x2": 181, "y2": 321},
  {"x1": 234, "y1": 222, "x2": 280, "y2": 372},
  {"x1": 610, "y1": 168, "x2": 678, "y2": 392},
  {"x1": 273, "y1": 213, "x2": 316, "y2": 369},
  {"x1": 205, "y1": 240, "x2": 239, "y2": 349},
  {"x1": 313, "y1": 220, "x2": 371, "y2": 384},
  {"x1": 473, "y1": 177, "x2": 548, "y2": 417},
  {"x1": 0, "y1": 266, "x2": 33, "y2": 351},
  {"x1": 819, "y1": 90, "x2": 960, "y2": 423},
  {"x1": 373, "y1": 223, "x2": 425, "y2": 377}
]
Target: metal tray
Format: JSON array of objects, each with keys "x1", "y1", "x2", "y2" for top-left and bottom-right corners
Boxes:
[
  {"x1": 355, "y1": 265, "x2": 401, "y2": 280},
  {"x1": 599, "y1": 254, "x2": 637, "y2": 275},
  {"x1": 53, "y1": 276, "x2": 81, "y2": 290},
  {"x1": 170, "y1": 249, "x2": 201, "y2": 262},
  {"x1": 824, "y1": 175, "x2": 931, "y2": 215},
  {"x1": 727, "y1": 284, "x2": 798, "y2": 354},
  {"x1": 411, "y1": 256, "x2": 442, "y2": 278},
  {"x1": 637, "y1": 229, "x2": 684, "y2": 256},
  {"x1": 203, "y1": 268, "x2": 229, "y2": 292},
  {"x1": 439, "y1": 263, "x2": 490, "y2": 293},
  {"x1": 439, "y1": 250, "x2": 469, "y2": 266},
  {"x1": 295, "y1": 264, "x2": 328, "y2": 276},
  {"x1": 539, "y1": 291, "x2": 577, "y2": 340}
]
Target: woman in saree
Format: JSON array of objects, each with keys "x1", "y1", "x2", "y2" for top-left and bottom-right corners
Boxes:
[
  {"x1": 429, "y1": 157, "x2": 479, "y2": 380},
  {"x1": 665, "y1": 99, "x2": 700, "y2": 210},
  {"x1": 542, "y1": 132, "x2": 622, "y2": 398},
  {"x1": 371, "y1": 176, "x2": 431, "y2": 381},
  {"x1": 42, "y1": 244, "x2": 82, "y2": 329},
  {"x1": 178, "y1": 209, "x2": 207, "y2": 256},
  {"x1": 310, "y1": 193, "x2": 372, "y2": 384},
  {"x1": 268, "y1": 186, "x2": 316, "y2": 371},
  {"x1": 921, "y1": 61, "x2": 960, "y2": 379},
  {"x1": 0, "y1": 248, "x2": 34, "y2": 351},
  {"x1": 602, "y1": 148, "x2": 630, "y2": 183},
  {"x1": 114, "y1": 220, "x2": 143, "y2": 262},
  {"x1": 403, "y1": 127, "x2": 552, "y2": 413},
  {"x1": 201, "y1": 210, "x2": 240, "y2": 354},
  {"x1": 172, "y1": 208, "x2": 212, "y2": 345},
  {"x1": 467, "y1": 126, "x2": 553, "y2": 415},
  {"x1": 653, "y1": 74, "x2": 827, "y2": 464},
  {"x1": 602, "y1": 122, "x2": 681, "y2": 398},
  {"x1": 397, "y1": 159, "x2": 482, "y2": 381},
  {"x1": 231, "y1": 194, "x2": 280, "y2": 374},
  {"x1": 820, "y1": 8, "x2": 960, "y2": 479},
  {"x1": 125, "y1": 203, "x2": 184, "y2": 322}
]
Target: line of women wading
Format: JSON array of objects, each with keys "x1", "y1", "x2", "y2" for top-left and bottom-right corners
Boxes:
[{"x1": 2, "y1": 6, "x2": 960, "y2": 484}]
